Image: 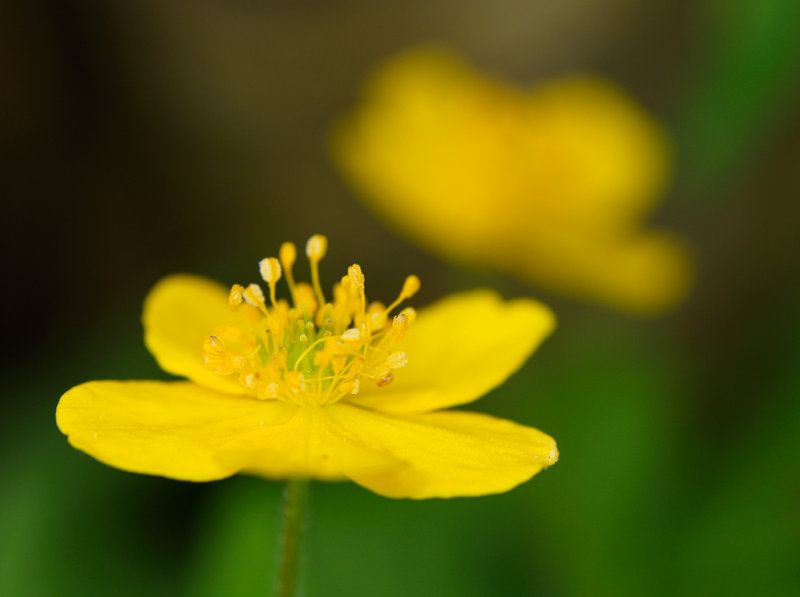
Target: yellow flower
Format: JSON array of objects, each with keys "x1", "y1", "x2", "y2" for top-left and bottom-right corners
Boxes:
[
  {"x1": 332, "y1": 47, "x2": 692, "y2": 315},
  {"x1": 56, "y1": 235, "x2": 558, "y2": 499}
]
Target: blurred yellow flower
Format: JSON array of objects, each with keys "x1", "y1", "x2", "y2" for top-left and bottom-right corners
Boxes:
[
  {"x1": 57, "y1": 235, "x2": 558, "y2": 499},
  {"x1": 332, "y1": 47, "x2": 692, "y2": 314}
]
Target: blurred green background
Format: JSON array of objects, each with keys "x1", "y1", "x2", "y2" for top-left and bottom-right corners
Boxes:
[{"x1": 2, "y1": 0, "x2": 799, "y2": 595}]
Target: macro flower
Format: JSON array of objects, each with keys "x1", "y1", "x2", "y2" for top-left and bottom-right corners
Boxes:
[
  {"x1": 332, "y1": 47, "x2": 692, "y2": 315},
  {"x1": 57, "y1": 235, "x2": 558, "y2": 499}
]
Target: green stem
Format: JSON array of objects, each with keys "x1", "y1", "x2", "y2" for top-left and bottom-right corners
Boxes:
[{"x1": 276, "y1": 478, "x2": 310, "y2": 597}]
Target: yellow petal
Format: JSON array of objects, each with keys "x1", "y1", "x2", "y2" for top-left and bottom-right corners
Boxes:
[
  {"x1": 332, "y1": 47, "x2": 510, "y2": 265},
  {"x1": 512, "y1": 229, "x2": 693, "y2": 315},
  {"x1": 55, "y1": 381, "x2": 397, "y2": 482},
  {"x1": 519, "y1": 76, "x2": 670, "y2": 227},
  {"x1": 332, "y1": 46, "x2": 691, "y2": 315},
  {"x1": 326, "y1": 403, "x2": 558, "y2": 499},
  {"x1": 57, "y1": 381, "x2": 556, "y2": 497},
  {"x1": 349, "y1": 290, "x2": 555, "y2": 414},
  {"x1": 143, "y1": 274, "x2": 248, "y2": 394}
]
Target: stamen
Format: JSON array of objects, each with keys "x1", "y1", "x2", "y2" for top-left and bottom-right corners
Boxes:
[
  {"x1": 390, "y1": 313, "x2": 410, "y2": 343},
  {"x1": 294, "y1": 283, "x2": 318, "y2": 316},
  {"x1": 203, "y1": 237, "x2": 420, "y2": 406},
  {"x1": 365, "y1": 302, "x2": 387, "y2": 331},
  {"x1": 338, "y1": 379, "x2": 360, "y2": 395},
  {"x1": 285, "y1": 371, "x2": 306, "y2": 392},
  {"x1": 400, "y1": 275, "x2": 421, "y2": 300},
  {"x1": 306, "y1": 234, "x2": 328, "y2": 308},
  {"x1": 279, "y1": 242, "x2": 298, "y2": 305},
  {"x1": 259, "y1": 257, "x2": 282, "y2": 284},
  {"x1": 293, "y1": 334, "x2": 340, "y2": 371},
  {"x1": 348, "y1": 264, "x2": 367, "y2": 319},
  {"x1": 229, "y1": 284, "x2": 244, "y2": 307},
  {"x1": 242, "y1": 283, "x2": 266, "y2": 308},
  {"x1": 384, "y1": 275, "x2": 421, "y2": 316},
  {"x1": 306, "y1": 234, "x2": 327, "y2": 261},
  {"x1": 347, "y1": 264, "x2": 365, "y2": 289},
  {"x1": 206, "y1": 335, "x2": 225, "y2": 351},
  {"x1": 257, "y1": 383, "x2": 279, "y2": 400},
  {"x1": 375, "y1": 371, "x2": 394, "y2": 387},
  {"x1": 400, "y1": 307, "x2": 417, "y2": 323},
  {"x1": 386, "y1": 351, "x2": 408, "y2": 369},
  {"x1": 341, "y1": 327, "x2": 362, "y2": 343},
  {"x1": 259, "y1": 257, "x2": 282, "y2": 306},
  {"x1": 331, "y1": 355, "x2": 347, "y2": 374}
]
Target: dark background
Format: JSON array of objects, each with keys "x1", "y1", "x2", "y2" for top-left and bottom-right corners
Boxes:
[{"x1": 2, "y1": 1, "x2": 799, "y2": 595}]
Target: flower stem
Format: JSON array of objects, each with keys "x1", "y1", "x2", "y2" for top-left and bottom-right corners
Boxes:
[{"x1": 276, "y1": 478, "x2": 309, "y2": 597}]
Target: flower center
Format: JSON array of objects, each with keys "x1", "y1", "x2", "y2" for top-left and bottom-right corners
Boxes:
[{"x1": 202, "y1": 235, "x2": 419, "y2": 406}]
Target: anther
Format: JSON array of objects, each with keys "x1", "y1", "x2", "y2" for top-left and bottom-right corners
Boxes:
[
  {"x1": 279, "y1": 242, "x2": 296, "y2": 270},
  {"x1": 331, "y1": 355, "x2": 347, "y2": 373},
  {"x1": 340, "y1": 275, "x2": 352, "y2": 293},
  {"x1": 259, "y1": 257, "x2": 282, "y2": 284},
  {"x1": 243, "y1": 283, "x2": 266, "y2": 307},
  {"x1": 348, "y1": 263, "x2": 367, "y2": 320},
  {"x1": 229, "y1": 284, "x2": 244, "y2": 307},
  {"x1": 399, "y1": 275, "x2": 421, "y2": 300},
  {"x1": 306, "y1": 234, "x2": 328, "y2": 308},
  {"x1": 360, "y1": 301, "x2": 385, "y2": 331},
  {"x1": 390, "y1": 313, "x2": 410, "y2": 343},
  {"x1": 259, "y1": 257, "x2": 282, "y2": 306},
  {"x1": 375, "y1": 371, "x2": 394, "y2": 387},
  {"x1": 348, "y1": 264, "x2": 365, "y2": 289},
  {"x1": 206, "y1": 335, "x2": 225, "y2": 351},
  {"x1": 399, "y1": 307, "x2": 417, "y2": 323},
  {"x1": 306, "y1": 235, "x2": 327, "y2": 261},
  {"x1": 348, "y1": 357, "x2": 365, "y2": 375},
  {"x1": 285, "y1": 371, "x2": 306, "y2": 392},
  {"x1": 294, "y1": 283, "x2": 318, "y2": 315},
  {"x1": 257, "y1": 382, "x2": 280, "y2": 400},
  {"x1": 280, "y1": 242, "x2": 298, "y2": 304},
  {"x1": 338, "y1": 379, "x2": 360, "y2": 395},
  {"x1": 384, "y1": 276, "x2": 421, "y2": 316},
  {"x1": 341, "y1": 328, "x2": 362, "y2": 343},
  {"x1": 386, "y1": 351, "x2": 408, "y2": 369}
]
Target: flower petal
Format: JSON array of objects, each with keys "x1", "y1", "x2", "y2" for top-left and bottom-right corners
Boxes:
[
  {"x1": 512, "y1": 229, "x2": 693, "y2": 315},
  {"x1": 332, "y1": 47, "x2": 691, "y2": 315},
  {"x1": 348, "y1": 290, "x2": 555, "y2": 414},
  {"x1": 56, "y1": 381, "x2": 397, "y2": 482},
  {"x1": 143, "y1": 274, "x2": 248, "y2": 394},
  {"x1": 56, "y1": 382, "x2": 556, "y2": 497},
  {"x1": 521, "y1": 76, "x2": 670, "y2": 225},
  {"x1": 327, "y1": 403, "x2": 558, "y2": 499},
  {"x1": 331, "y1": 47, "x2": 516, "y2": 266}
]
